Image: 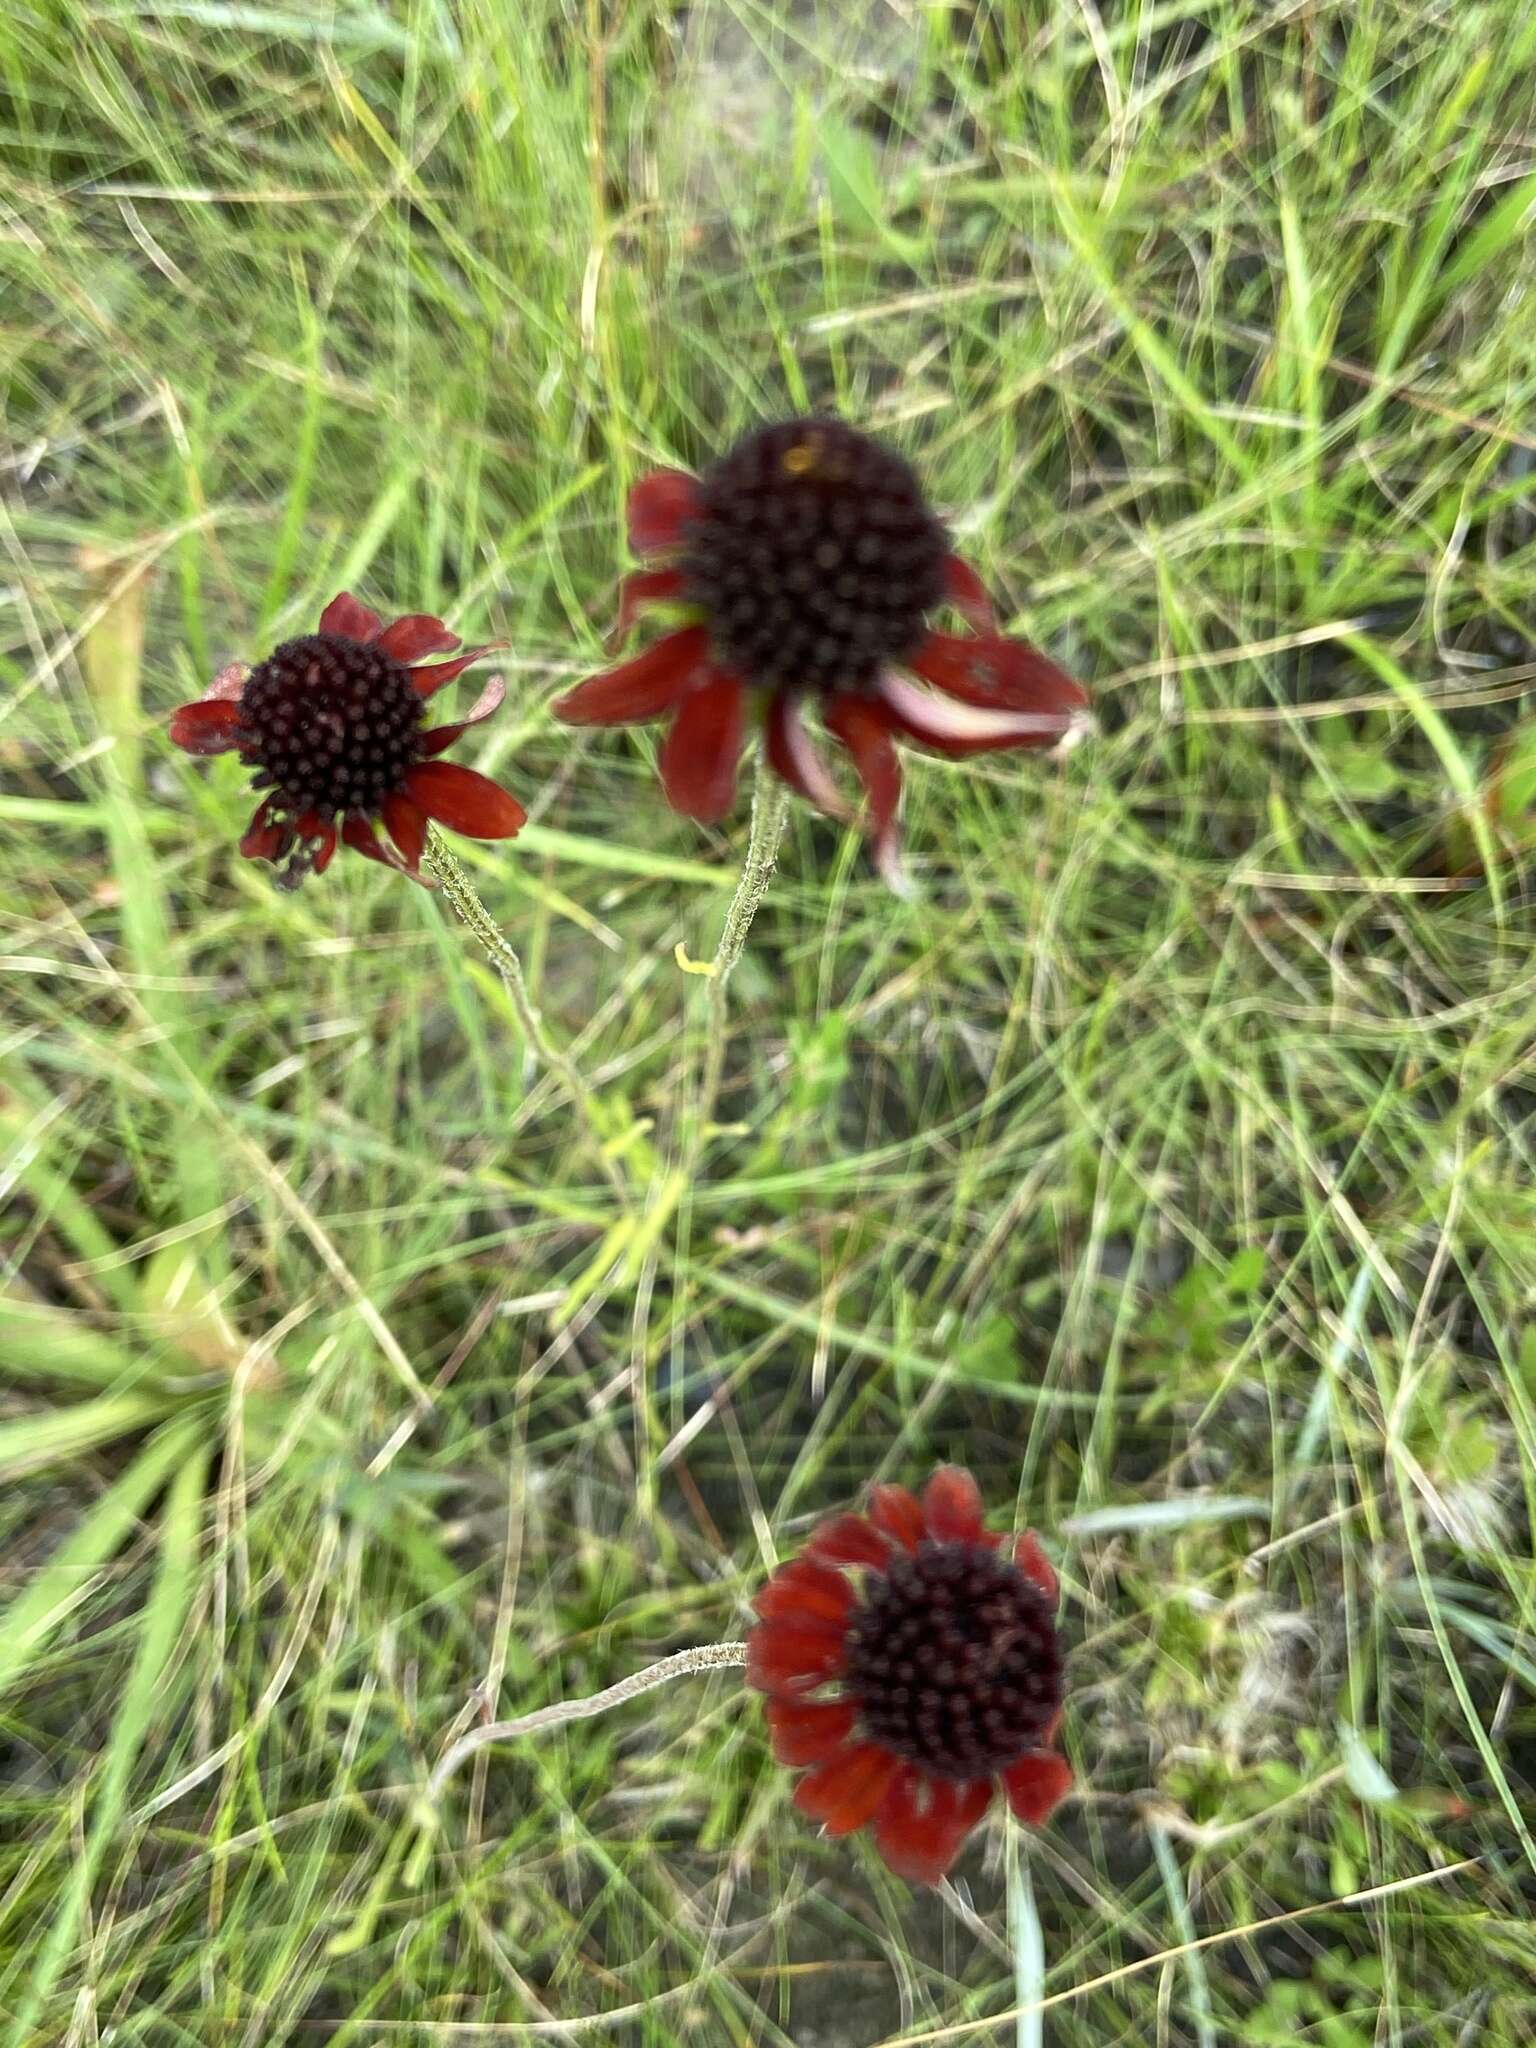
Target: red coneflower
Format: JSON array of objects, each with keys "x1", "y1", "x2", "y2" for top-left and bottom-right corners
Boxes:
[
  {"x1": 747, "y1": 1465, "x2": 1071, "y2": 1885},
  {"x1": 169, "y1": 592, "x2": 525, "y2": 888},
  {"x1": 554, "y1": 420, "x2": 1089, "y2": 888}
]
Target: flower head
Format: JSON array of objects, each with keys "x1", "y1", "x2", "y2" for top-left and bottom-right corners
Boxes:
[
  {"x1": 747, "y1": 1465, "x2": 1071, "y2": 1885},
  {"x1": 169, "y1": 592, "x2": 525, "y2": 888},
  {"x1": 554, "y1": 420, "x2": 1090, "y2": 888}
]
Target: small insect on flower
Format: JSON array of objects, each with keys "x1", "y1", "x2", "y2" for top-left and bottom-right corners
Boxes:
[
  {"x1": 169, "y1": 593, "x2": 525, "y2": 889},
  {"x1": 747, "y1": 1465, "x2": 1071, "y2": 1886},
  {"x1": 554, "y1": 420, "x2": 1090, "y2": 890}
]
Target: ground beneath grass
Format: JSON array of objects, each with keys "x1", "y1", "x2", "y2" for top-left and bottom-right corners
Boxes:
[{"x1": 3, "y1": 3, "x2": 1536, "y2": 2043}]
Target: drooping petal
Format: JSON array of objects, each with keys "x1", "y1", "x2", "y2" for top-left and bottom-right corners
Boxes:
[
  {"x1": 764, "y1": 1698, "x2": 858, "y2": 1768},
  {"x1": 627, "y1": 468, "x2": 701, "y2": 556},
  {"x1": 318, "y1": 592, "x2": 384, "y2": 643},
  {"x1": 867, "y1": 1484, "x2": 925, "y2": 1552},
  {"x1": 873, "y1": 1766, "x2": 993, "y2": 1886},
  {"x1": 744, "y1": 1623, "x2": 846, "y2": 1696},
  {"x1": 922, "y1": 1465, "x2": 985, "y2": 1544},
  {"x1": 907, "y1": 630, "x2": 1088, "y2": 716},
  {"x1": 1015, "y1": 1532, "x2": 1059, "y2": 1607},
  {"x1": 377, "y1": 613, "x2": 459, "y2": 662},
  {"x1": 1001, "y1": 1750, "x2": 1073, "y2": 1826},
  {"x1": 823, "y1": 697, "x2": 906, "y2": 894},
  {"x1": 554, "y1": 626, "x2": 712, "y2": 728},
  {"x1": 341, "y1": 812, "x2": 431, "y2": 885},
  {"x1": 418, "y1": 675, "x2": 508, "y2": 756},
  {"x1": 409, "y1": 643, "x2": 505, "y2": 699},
  {"x1": 291, "y1": 810, "x2": 337, "y2": 876},
  {"x1": 381, "y1": 791, "x2": 428, "y2": 870},
  {"x1": 754, "y1": 1558, "x2": 856, "y2": 1629},
  {"x1": 614, "y1": 567, "x2": 689, "y2": 641},
  {"x1": 875, "y1": 669, "x2": 1080, "y2": 758},
  {"x1": 205, "y1": 661, "x2": 250, "y2": 703},
  {"x1": 659, "y1": 669, "x2": 744, "y2": 822},
  {"x1": 238, "y1": 797, "x2": 290, "y2": 863},
  {"x1": 169, "y1": 699, "x2": 243, "y2": 755},
  {"x1": 765, "y1": 690, "x2": 853, "y2": 822},
  {"x1": 942, "y1": 554, "x2": 997, "y2": 633},
  {"x1": 793, "y1": 1743, "x2": 900, "y2": 1835},
  {"x1": 402, "y1": 762, "x2": 526, "y2": 841},
  {"x1": 805, "y1": 1513, "x2": 893, "y2": 1571}
]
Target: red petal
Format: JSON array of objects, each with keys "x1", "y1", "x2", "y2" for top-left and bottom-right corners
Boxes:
[
  {"x1": 868, "y1": 1484, "x2": 925, "y2": 1551},
  {"x1": 907, "y1": 630, "x2": 1088, "y2": 716},
  {"x1": 402, "y1": 762, "x2": 526, "y2": 841},
  {"x1": 875, "y1": 669, "x2": 1080, "y2": 758},
  {"x1": 418, "y1": 675, "x2": 508, "y2": 756},
  {"x1": 659, "y1": 669, "x2": 744, "y2": 822},
  {"x1": 923, "y1": 1466, "x2": 985, "y2": 1544},
  {"x1": 292, "y1": 812, "x2": 337, "y2": 875},
  {"x1": 554, "y1": 626, "x2": 711, "y2": 727},
  {"x1": 764, "y1": 1698, "x2": 857, "y2": 1768},
  {"x1": 794, "y1": 1743, "x2": 899, "y2": 1835},
  {"x1": 627, "y1": 469, "x2": 701, "y2": 556},
  {"x1": 169, "y1": 699, "x2": 242, "y2": 755},
  {"x1": 614, "y1": 567, "x2": 688, "y2": 641},
  {"x1": 377, "y1": 612, "x2": 459, "y2": 661},
  {"x1": 744, "y1": 1623, "x2": 846, "y2": 1696},
  {"x1": 823, "y1": 697, "x2": 905, "y2": 893},
  {"x1": 409, "y1": 643, "x2": 504, "y2": 699},
  {"x1": 318, "y1": 592, "x2": 383, "y2": 642},
  {"x1": 341, "y1": 812, "x2": 430, "y2": 885},
  {"x1": 765, "y1": 690, "x2": 852, "y2": 821},
  {"x1": 381, "y1": 791, "x2": 428, "y2": 870},
  {"x1": 1015, "y1": 1532, "x2": 1059, "y2": 1607},
  {"x1": 1001, "y1": 1751, "x2": 1073, "y2": 1826},
  {"x1": 753, "y1": 1558, "x2": 855, "y2": 1629},
  {"x1": 238, "y1": 798, "x2": 289, "y2": 863},
  {"x1": 942, "y1": 555, "x2": 997, "y2": 632},
  {"x1": 804, "y1": 1513, "x2": 892, "y2": 1570},
  {"x1": 873, "y1": 1766, "x2": 993, "y2": 1885}
]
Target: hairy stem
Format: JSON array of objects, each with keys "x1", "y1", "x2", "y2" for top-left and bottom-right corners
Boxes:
[
  {"x1": 429, "y1": 1641, "x2": 748, "y2": 1800},
  {"x1": 425, "y1": 829, "x2": 629, "y2": 1207},
  {"x1": 696, "y1": 754, "x2": 789, "y2": 1141}
]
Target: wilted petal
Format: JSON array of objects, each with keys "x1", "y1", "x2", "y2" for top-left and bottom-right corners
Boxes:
[
  {"x1": 659, "y1": 669, "x2": 744, "y2": 822},
  {"x1": 381, "y1": 790, "x2": 428, "y2": 870},
  {"x1": 205, "y1": 661, "x2": 250, "y2": 703},
  {"x1": 418, "y1": 674, "x2": 508, "y2": 757},
  {"x1": 765, "y1": 690, "x2": 852, "y2": 821},
  {"x1": 614, "y1": 567, "x2": 689, "y2": 642},
  {"x1": 318, "y1": 592, "x2": 384, "y2": 642},
  {"x1": 341, "y1": 812, "x2": 430, "y2": 884},
  {"x1": 409, "y1": 643, "x2": 505, "y2": 699},
  {"x1": 823, "y1": 697, "x2": 907, "y2": 894},
  {"x1": 554, "y1": 626, "x2": 711, "y2": 727},
  {"x1": 942, "y1": 555, "x2": 997, "y2": 632},
  {"x1": 402, "y1": 762, "x2": 526, "y2": 840},
  {"x1": 237, "y1": 797, "x2": 289, "y2": 863},
  {"x1": 169, "y1": 699, "x2": 242, "y2": 755},
  {"x1": 628, "y1": 468, "x2": 701, "y2": 556},
  {"x1": 377, "y1": 613, "x2": 459, "y2": 662},
  {"x1": 908, "y1": 630, "x2": 1088, "y2": 716},
  {"x1": 875, "y1": 668, "x2": 1079, "y2": 757}
]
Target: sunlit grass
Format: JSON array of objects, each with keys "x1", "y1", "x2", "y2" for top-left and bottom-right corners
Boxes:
[{"x1": 3, "y1": 2, "x2": 1535, "y2": 2042}]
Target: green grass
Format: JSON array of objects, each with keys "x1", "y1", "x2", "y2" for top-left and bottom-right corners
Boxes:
[{"x1": 4, "y1": 1, "x2": 1536, "y2": 2041}]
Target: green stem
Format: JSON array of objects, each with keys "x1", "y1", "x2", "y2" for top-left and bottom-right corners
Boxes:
[
  {"x1": 425, "y1": 829, "x2": 630, "y2": 1209},
  {"x1": 696, "y1": 753, "x2": 789, "y2": 1143}
]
